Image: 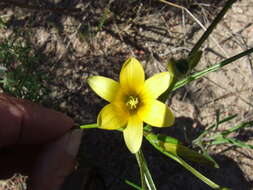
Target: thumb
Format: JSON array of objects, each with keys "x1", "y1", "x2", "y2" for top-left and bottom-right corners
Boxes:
[{"x1": 28, "y1": 129, "x2": 82, "y2": 190}]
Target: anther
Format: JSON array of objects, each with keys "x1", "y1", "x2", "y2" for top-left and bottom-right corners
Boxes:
[{"x1": 126, "y1": 96, "x2": 139, "y2": 110}]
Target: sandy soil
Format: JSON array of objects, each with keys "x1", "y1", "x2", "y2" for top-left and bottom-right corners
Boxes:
[{"x1": 0, "y1": 0, "x2": 253, "y2": 189}]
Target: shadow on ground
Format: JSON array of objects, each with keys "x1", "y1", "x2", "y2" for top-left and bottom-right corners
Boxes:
[{"x1": 78, "y1": 116, "x2": 252, "y2": 190}]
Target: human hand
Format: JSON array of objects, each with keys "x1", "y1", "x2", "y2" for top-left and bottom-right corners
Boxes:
[{"x1": 0, "y1": 93, "x2": 82, "y2": 190}]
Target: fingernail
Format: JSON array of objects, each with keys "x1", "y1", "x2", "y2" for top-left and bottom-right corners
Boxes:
[{"x1": 66, "y1": 129, "x2": 83, "y2": 157}]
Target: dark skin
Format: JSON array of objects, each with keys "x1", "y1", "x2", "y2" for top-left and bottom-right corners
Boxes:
[{"x1": 0, "y1": 93, "x2": 82, "y2": 190}]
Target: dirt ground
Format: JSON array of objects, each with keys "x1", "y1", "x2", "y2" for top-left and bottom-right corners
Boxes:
[{"x1": 0, "y1": 0, "x2": 253, "y2": 189}]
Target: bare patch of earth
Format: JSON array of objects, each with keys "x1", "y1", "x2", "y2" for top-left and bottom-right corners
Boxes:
[{"x1": 0, "y1": 0, "x2": 253, "y2": 189}]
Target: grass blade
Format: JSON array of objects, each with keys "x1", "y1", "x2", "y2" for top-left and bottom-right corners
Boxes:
[
  {"x1": 125, "y1": 180, "x2": 142, "y2": 190},
  {"x1": 227, "y1": 138, "x2": 253, "y2": 149},
  {"x1": 211, "y1": 137, "x2": 253, "y2": 150},
  {"x1": 189, "y1": 0, "x2": 237, "y2": 57},
  {"x1": 193, "y1": 114, "x2": 237, "y2": 144},
  {"x1": 222, "y1": 120, "x2": 253, "y2": 136}
]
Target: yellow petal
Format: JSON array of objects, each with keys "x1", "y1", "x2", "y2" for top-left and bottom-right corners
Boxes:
[
  {"x1": 123, "y1": 115, "x2": 143, "y2": 153},
  {"x1": 97, "y1": 104, "x2": 127, "y2": 130},
  {"x1": 120, "y1": 57, "x2": 145, "y2": 93},
  {"x1": 141, "y1": 72, "x2": 173, "y2": 99},
  {"x1": 138, "y1": 100, "x2": 174, "y2": 127},
  {"x1": 87, "y1": 76, "x2": 119, "y2": 102}
]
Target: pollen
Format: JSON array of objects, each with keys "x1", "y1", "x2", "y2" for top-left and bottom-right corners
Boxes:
[{"x1": 126, "y1": 96, "x2": 139, "y2": 110}]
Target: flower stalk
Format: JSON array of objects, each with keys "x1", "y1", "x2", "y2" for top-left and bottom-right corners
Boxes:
[{"x1": 135, "y1": 150, "x2": 157, "y2": 190}]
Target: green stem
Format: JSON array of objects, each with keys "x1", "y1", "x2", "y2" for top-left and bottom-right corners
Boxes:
[
  {"x1": 125, "y1": 180, "x2": 142, "y2": 190},
  {"x1": 189, "y1": 0, "x2": 237, "y2": 57},
  {"x1": 140, "y1": 150, "x2": 157, "y2": 190},
  {"x1": 135, "y1": 150, "x2": 157, "y2": 190},
  {"x1": 80, "y1": 123, "x2": 98, "y2": 129},
  {"x1": 135, "y1": 150, "x2": 148, "y2": 190},
  {"x1": 173, "y1": 47, "x2": 253, "y2": 91}
]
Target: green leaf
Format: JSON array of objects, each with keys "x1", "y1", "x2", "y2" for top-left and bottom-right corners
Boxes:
[
  {"x1": 173, "y1": 48, "x2": 253, "y2": 91},
  {"x1": 224, "y1": 138, "x2": 253, "y2": 149},
  {"x1": 221, "y1": 120, "x2": 253, "y2": 136},
  {"x1": 125, "y1": 180, "x2": 142, "y2": 190},
  {"x1": 145, "y1": 133, "x2": 223, "y2": 189},
  {"x1": 156, "y1": 134, "x2": 180, "y2": 145},
  {"x1": 143, "y1": 125, "x2": 152, "y2": 132},
  {"x1": 218, "y1": 114, "x2": 237, "y2": 124},
  {"x1": 150, "y1": 133, "x2": 217, "y2": 167},
  {"x1": 167, "y1": 143, "x2": 216, "y2": 167},
  {"x1": 193, "y1": 114, "x2": 237, "y2": 144},
  {"x1": 189, "y1": 0, "x2": 237, "y2": 57},
  {"x1": 211, "y1": 136, "x2": 230, "y2": 145}
]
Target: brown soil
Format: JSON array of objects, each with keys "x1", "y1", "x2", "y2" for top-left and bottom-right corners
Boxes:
[{"x1": 0, "y1": 0, "x2": 253, "y2": 189}]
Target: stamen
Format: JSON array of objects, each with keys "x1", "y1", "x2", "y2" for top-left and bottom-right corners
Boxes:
[{"x1": 126, "y1": 96, "x2": 139, "y2": 110}]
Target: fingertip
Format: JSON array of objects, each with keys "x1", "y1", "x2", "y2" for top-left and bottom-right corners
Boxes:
[
  {"x1": 65, "y1": 129, "x2": 83, "y2": 157},
  {"x1": 0, "y1": 93, "x2": 75, "y2": 145},
  {"x1": 27, "y1": 130, "x2": 82, "y2": 190}
]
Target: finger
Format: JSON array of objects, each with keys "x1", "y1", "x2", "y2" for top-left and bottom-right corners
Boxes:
[
  {"x1": 0, "y1": 93, "x2": 74, "y2": 146},
  {"x1": 0, "y1": 94, "x2": 23, "y2": 147},
  {"x1": 28, "y1": 129, "x2": 82, "y2": 190}
]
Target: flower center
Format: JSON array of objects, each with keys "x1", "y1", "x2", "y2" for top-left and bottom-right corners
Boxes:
[{"x1": 126, "y1": 96, "x2": 139, "y2": 110}]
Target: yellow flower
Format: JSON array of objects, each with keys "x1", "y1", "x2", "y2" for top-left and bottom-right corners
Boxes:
[{"x1": 87, "y1": 57, "x2": 175, "y2": 153}]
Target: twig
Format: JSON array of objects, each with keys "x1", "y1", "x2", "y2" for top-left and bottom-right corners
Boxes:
[
  {"x1": 158, "y1": 0, "x2": 231, "y2": 57},
  {"x1": 202, "y1": 76, "x2": 253, "y2": 108}
]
